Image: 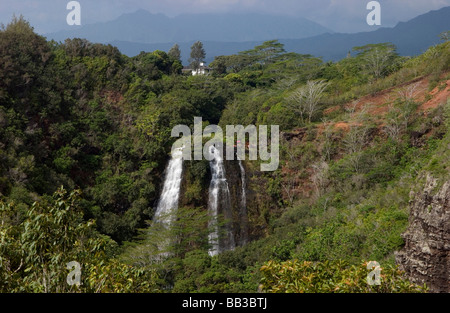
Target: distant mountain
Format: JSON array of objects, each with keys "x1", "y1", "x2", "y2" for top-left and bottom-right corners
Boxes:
[
  {"x1": 109, "y1": 6, "x2": 450, "y2": 64},
  {"x1": 282, "y1": 6, "x2": 450, "y2": 60},
  {"x1": 45, "y1": 10, "x2": 331, "y2": 44}
]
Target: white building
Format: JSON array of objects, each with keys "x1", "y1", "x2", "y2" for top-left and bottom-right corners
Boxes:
[{"x1": 184, "y1": 62, "x2": 211, "y2": 76}]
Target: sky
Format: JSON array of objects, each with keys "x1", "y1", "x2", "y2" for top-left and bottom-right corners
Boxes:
[{"x1": 1, "y1": 0, "x2": 449, "y2": 34}]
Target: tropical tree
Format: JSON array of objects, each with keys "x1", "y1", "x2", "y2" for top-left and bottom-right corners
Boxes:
[
  {"x1": 241, "y1": 40, "x2": 286, "y2": 66},
  {"x1": 287, "y1": 80, "x2": 329, "y2": 123},
  {"x1": 353, "y1": 43, "x2": 400, "y2": 80},
  {"x1": 189, "y1": 41, "x2": 206, "y2": 74},
  {"x1": 0, "y1": 187, "x2": 158, "y2": 293},
  {"x1": 168, "y1": 43, "x2": 181, "y2": 61}
]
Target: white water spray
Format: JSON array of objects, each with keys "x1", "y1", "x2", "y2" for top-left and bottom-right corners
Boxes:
[
  {"x1": 207, "y1": 145, "x2": 235, "y2": 256},
  {"x1": 154, "y1": 147, "x2": 184, "y2": 225}
]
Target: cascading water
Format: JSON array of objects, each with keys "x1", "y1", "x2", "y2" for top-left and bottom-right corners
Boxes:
[
  {"x1": 154, "y1": 147, "x2": 184, "y2": 225},
  {"x1": 152, "y1": 146, "x2": 184, "y2": 257},
  {"x1": 238, "y1": 160, "x2": 247, "y2": 213},
  {"x1": 207, "y1": 145, "x2": 235, "y2": 256},
  {"x1": 238, "y1": 160, "x2": 249, "y2": 246},
  {"x1": 153, "y1": 144, "x2": 247, "y2": 257}
]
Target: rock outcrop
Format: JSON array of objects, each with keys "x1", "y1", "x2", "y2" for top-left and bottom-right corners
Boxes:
[{"x1": 395, "y1": 174, "x2": 450, "y2": 293}]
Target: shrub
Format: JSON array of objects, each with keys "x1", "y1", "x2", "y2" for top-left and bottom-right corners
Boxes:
[{"x1": 260, "y1": 259, "x2": 427, "y2": 293}]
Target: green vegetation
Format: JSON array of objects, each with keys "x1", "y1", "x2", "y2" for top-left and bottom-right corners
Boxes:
[
  {"x1": 260, "y1": 260, "x2": 427, "y2": 293},
  {"x1": 0, "y1": 187, "x2": 157, "y2": 292},
  {"x1": 1, "y1": 16, "x2": 449, "y2": 293}
]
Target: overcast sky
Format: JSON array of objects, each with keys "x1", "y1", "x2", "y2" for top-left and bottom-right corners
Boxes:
[{"x1": 1, "y1": 0, "x2": 449, "y2": 34}]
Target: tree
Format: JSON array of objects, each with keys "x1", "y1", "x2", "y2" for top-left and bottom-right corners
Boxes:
[
  {"x1": 439, "y1": 30, "x2": 450, "y2": 42},
  {"x1": 287, "y1": 80, "x2": 329, "y2": 123},
  {"x1": 241, "y1": 40, "x2": 286, "y2": 66},
  {"x1": 209, "y1": 54, "x2": 255, "y2": 74},
  {"x1": 189, "y1": 41, "x2": 206, "y2": 74},
  {"x1": 353, "y1": 43, "x2": 400, "y2": 80},
  {"x1": 0, "y1": 15, "x2": 51, "y2": 100},
  {"x1": 120, "y1": 205, "x2": 212, "y2": 265},
  {"x1": 209, "y1": 56, "x2": 228, "y2": 75},
  {"x1": 0, "y1": 187, "x2": 158, "y2": 293},
  {"x1": 383, "y1": 83, "x2": 420, "y2": 142},
  {"x1": 168, "y1": 43, "x2": 181, "y2": 62}
]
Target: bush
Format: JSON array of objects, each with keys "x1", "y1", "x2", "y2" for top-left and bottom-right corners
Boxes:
[
  {"x1": 260, "y1": 259, "x2": 427, "y2": 293},
  {"x1": 0, "y1": 187, "x2": 158, "y2": 293}
]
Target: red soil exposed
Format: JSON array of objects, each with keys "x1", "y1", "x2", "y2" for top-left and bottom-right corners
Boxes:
[
  {"x1": 420, "y1": 79, "x2": 450, "y2": 111},
  {"x1": 324, "y1": 74, "x2": 449, "y2": 131},
  {"x1": 284, "y1": 74, "x2": 449, "y2": 202}
]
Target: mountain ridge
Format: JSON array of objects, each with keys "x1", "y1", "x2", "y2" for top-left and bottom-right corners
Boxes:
[
  {"x1": 45, "y1": 10, "x2": 331, "y2": 44},
  {"x1": 107, "y1": 6, "x2": 450, "y2": 63}
]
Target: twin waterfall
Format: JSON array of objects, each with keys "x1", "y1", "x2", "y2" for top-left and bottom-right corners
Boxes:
[{"x1": 154, "y1": 145, "x2": 247, "y2": 256}]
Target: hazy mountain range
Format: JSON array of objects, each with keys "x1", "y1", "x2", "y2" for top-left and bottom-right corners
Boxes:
[
  {"x1": 45, "y1": 7, "x2": 450, "y2": 63},
  {"x1": 46, "y1": 10, "x2": 331, "y2": 44},
  {"x1": 282, "y1": 6, "x2": 450, "y2": 60}
]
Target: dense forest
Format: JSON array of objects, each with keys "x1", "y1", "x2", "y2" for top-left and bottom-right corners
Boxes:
[{"x1": 1, "y1": 16, "x2": 449, "y2": 293}]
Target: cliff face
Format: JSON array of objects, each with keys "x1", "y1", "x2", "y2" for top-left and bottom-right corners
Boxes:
[
  {"x1": 224, "y1": 160, "x2": 249, "y2": 247},
  {"x1": 395, "y1": 174, "x2": 450, "y2": 293}
]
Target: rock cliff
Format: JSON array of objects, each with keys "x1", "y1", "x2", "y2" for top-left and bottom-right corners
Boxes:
[{"x1": 395, "y1": 174, "x2": 450, "y2": 293}]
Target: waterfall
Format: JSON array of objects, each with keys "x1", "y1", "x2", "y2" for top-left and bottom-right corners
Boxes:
[
  {"x1": 238, "y1": 160, "x2": 249, "y2": 246},
  {"x1": 153, "y1": 144, "x2": 246, "y2": 257},
  {"x1": 152, "y1": 146, "x2": 184, "y2": 257},
  {"x1": 154, "y1": 147, "x2": 184, "y2": 225},
  {"x1": 207, "y1": 145, "x2": 235, "y2": 256},
  {"x1": 238, "y1": 160, "x2": 247, "y2": 212}
]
